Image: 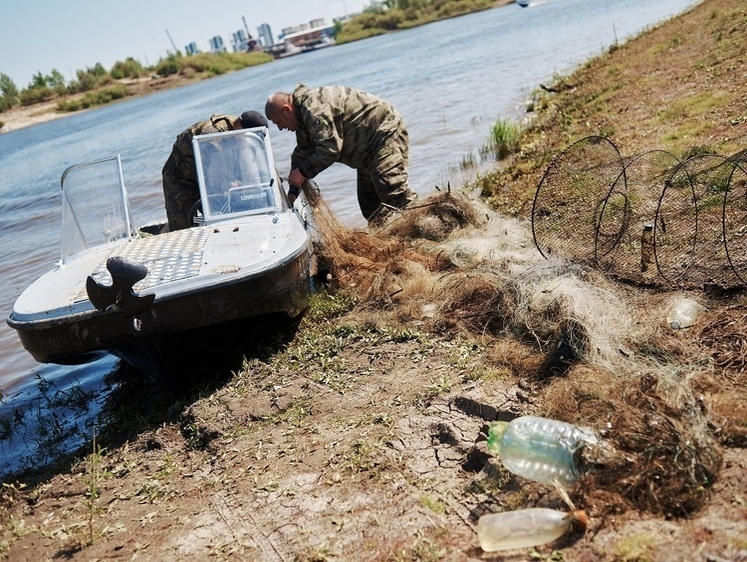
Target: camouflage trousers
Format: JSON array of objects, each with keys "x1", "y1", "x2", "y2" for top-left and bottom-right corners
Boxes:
[
  {"x1": 356, "y1": 128, "x2": 417, "y2": 225},
  {"x1": 162, "y1": 158, "x2": 199, "y2": 231}
]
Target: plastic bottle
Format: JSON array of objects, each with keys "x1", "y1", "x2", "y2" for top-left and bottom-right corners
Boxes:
[
  {"x1": 477, "y1": 508, "x2": 587, "y2": 552},
  {"x1": 666, "y1": 297, "x2": 703, "y2": 329},
  {"x1": 486, "y1": 415, "x2": 600, "y2": 489}
]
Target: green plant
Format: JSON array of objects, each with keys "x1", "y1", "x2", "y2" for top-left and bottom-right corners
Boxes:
[
  {"x1": 419, "y1": 493, "x2": 446, "y2": 515},
  {"x1": 489, "y1": 117, "x2": 523, "y2": 159},
  {"x1": 0, "y1": 72, "x2": 19, "y2": 111},
  {"x1": 612, "y1": 532, "x2": 658, "y2": 561},
  {"x1": 57, "y1": 85, "x2": 130, "y2": 112},
  {"x1": 110, "y1": 57, "x2": 145, "y2": 79}
]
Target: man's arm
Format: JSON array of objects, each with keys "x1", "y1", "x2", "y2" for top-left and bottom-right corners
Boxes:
[{"x1": 294, "y1": 111, "x2": 342, "y2": 179}]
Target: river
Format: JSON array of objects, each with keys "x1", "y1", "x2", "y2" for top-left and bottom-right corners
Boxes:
[{"x1": 0, "y1": 0, "x2": 698, "y2": 476}]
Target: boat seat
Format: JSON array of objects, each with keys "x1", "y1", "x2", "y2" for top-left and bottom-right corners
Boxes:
[{"x1": 228, "y1": 184, "x2": 273, "y2": 213}]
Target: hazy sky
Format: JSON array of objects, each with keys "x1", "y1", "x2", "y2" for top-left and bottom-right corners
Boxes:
[{"x1": 0, "y1": 0, "x2": 370, "y2": 88}]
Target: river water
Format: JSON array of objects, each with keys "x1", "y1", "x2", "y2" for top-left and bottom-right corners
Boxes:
[{"x1": 0, "y1": 0, "x2": 697, "y2": 476}]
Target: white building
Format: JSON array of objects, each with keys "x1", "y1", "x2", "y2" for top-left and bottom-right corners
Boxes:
[
  {"x1": 231, "y1": 29, "x2": 249, "y2": 52},
  {"x1": 257, "y1": 23, "x2": 274, "y2": 48},
  {"x1": 209, "y1": 36, "x2": 226, "y2": 54}
]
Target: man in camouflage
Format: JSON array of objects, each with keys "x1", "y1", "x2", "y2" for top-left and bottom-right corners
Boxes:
[
  {"x1": 264, "y1": 84, "x2": 417, "y2": 224},
  {"x1": 161, "y1": 111, "x2": 267, "y2": 230}
]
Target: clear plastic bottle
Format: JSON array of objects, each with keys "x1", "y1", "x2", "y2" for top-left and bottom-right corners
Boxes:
[
  {"x1": 666, "y1": 297, "x2": 704, "y2": 329},
  {"x1": 477, "y1": 508, "x2": 588, "y2": 552},
  {"x1": 487, "y1": 415, "x2": 600, "y2": 489}
]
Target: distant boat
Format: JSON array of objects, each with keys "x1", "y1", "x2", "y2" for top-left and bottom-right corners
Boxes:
[
  {"x1": 7, "y1": 127, "x2": 314, "y2": 381},
  {"x1": 517, "y1": 0, "x2": 531, "y2": 6}
]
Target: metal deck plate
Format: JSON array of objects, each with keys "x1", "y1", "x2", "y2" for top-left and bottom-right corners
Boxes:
[{"x1": 86, "y1": 228, "x2": 211, "y2": 293}]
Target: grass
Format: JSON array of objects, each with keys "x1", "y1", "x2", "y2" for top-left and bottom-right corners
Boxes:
[
  {"x1": 611, "y1": 532, "x2": 659, "y2": 562},
  {"x1": 489, "y1": 117, "x2": 523, "y2": 159},
  {"x1": 84, "y1": 430, "x2": 104, "y2": 546},
  {"x1": 419, "y1": 493, "x2": 446, "y2": 515}
]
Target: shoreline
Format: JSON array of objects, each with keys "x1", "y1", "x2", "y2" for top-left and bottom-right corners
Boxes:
[{"x1": 0, "y1": 75, "x2": 195, "y2": 133}]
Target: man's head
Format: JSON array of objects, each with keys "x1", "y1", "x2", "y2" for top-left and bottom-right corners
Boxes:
[
  {"x1": 265, "y1": 92, "x2": 298, "y2": 132},
  {"x1": 239, "y1": 110, "x2": 268, "y2": 129}
]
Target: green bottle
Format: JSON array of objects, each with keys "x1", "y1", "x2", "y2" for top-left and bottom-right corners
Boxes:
[{"x1": 487, "y1": 415, "x2": 600, "y2": 489}]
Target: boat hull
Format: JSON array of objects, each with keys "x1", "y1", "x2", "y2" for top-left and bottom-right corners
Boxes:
[{"x1": 8, "y1": 248, "x2": 311, "y2": 367}]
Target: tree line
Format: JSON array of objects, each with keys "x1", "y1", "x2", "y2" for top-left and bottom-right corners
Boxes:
[{"x1": 0, "y1": 51, "x2": 272, "y2": 114}]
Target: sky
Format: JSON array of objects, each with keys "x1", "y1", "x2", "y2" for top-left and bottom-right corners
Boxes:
[{"x1": 0, "y1": 0, "x2": 371, "y2": 88}]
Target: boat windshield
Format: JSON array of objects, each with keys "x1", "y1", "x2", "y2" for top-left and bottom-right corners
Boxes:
[
  {"x1": 59, "y1": 155, "x2": 132, "y2": 262},
  {"x1": 193, "y1": 127, "x2": 282, "y2": 223}
]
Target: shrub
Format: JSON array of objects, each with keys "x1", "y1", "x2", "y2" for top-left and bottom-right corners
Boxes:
[
  {"x1": 110, "y1": 57, "x2": 145, "y2": 80},
  {"x1": 154, "y1": 54, "x2": 181, "y2": 77},
  {"x1": 19, "y1": 86, "x2": 55, "y2": 106},
  {"x1": 57, "y1": 85, "x2": 130, "y2": 112}
]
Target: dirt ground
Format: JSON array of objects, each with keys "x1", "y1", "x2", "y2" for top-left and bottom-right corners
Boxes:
[
  {"x1": 1, "y1": 192, "x2": 745, "y2": 561},
  {"x1": 1, "y1": 0, "x2": 746, "y2": 560}
]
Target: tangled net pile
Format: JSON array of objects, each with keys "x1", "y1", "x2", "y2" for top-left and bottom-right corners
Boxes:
[
  {"x1": 531, "y1": 136, "x2": 747, "y2": 289},
  {"x1": 301, "y1": 183, "x2": 729, "y2": 517}
]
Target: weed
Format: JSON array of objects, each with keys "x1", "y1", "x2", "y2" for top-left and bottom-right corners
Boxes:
[
  {"x1": 612, "y1": 532, "x2": 658, "y2": 562},
  {"x1": 296, "y1": 543, "x2": 336, "y2": 561},
  {"x1": 489, "y1": 117, "x2": 523, "y2": 159},
  {"x1": 390, "y1": 534, "x2": 446, "y2": 562},
  {"x1": 460, "y1": 153, "x2": 476, "y2": 170},
  {"x1": 419, "y1": 493, "x2": 446, "y2": 515}
]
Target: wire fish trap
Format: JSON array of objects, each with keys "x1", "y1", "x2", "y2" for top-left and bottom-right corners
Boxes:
[
  {"x1": 532, "y1": 136, "x2": 625, "y2": 264},
  {"x1": 531, "y1": 136, "x2": 747, "y2": 290},
  {"x1": 596, "y1": 149, "x2": 681, "y2": 286}
]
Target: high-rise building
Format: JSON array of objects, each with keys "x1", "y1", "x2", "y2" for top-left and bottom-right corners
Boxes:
[
  {"x1": 185, "y1": 42, "x2": 202, "y2": 56},
  {"x1": 231, "y1": 29, "x2": 249, "y2": 52},
  {"x1": 209, "y1": 35, "x2": 226, "y2": 53},
  {"x1": 257, "y1": 23, "x2": 274, "y2": 47}
]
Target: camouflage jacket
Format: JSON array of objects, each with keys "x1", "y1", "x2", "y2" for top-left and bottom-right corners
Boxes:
[
  {"x1": 291, "y1": 84, "x2": 406, "y2": 179},
  {"x1": 165, "y1": 114, "x2": 237, "y2": 179}
]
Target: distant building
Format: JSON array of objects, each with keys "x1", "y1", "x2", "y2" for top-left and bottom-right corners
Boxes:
[
  {"x1": 231, "y1": 29, "x2": 249, "y2": 52},
  {"x1": 279, "y1": 20, "x2": 335, "y2": 57},
  {"x1": 185, "y1": 41, "x2": 202, "y2": 56},
  {"x1": 280, "y1": 23, "x2": 309, "y2": 39},
  {"x1": 209, "y1": 35, "x2": 226, "y2": 54},
  {"x1": 258, "y1": 23, "x2": 273, "y2": 48}
]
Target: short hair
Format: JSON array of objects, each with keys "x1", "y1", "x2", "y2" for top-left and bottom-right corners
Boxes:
[{"x1": 240, "y1": 110, "x2": 268, "y2": 128}]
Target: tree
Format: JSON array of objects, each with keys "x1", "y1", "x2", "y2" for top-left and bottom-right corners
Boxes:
[
  {"x1": 0, "y1": 73, "x2": 20, "y2": 112},
  {"x1": 30, "y1": 71, "x2": 46, "y2": 89},
  {"x1": 110, "y1": 57, "x2": 145, "y2": 80}
]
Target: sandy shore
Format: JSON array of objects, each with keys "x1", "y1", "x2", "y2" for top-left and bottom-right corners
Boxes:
[
  {"x1": 0, "y1": 75, "x2": 191, "y2": 134},
  {"x1": 0, "y1": 101, "x2": 76, "y2": 133}
]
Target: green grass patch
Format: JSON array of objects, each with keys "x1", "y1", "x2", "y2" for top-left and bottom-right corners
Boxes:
[
  {"x1": 57, "y1": 85, "x2": 130, "y2": 112},
  {"x1": 489, "y1": 117, "x2": 523, "y2": 159},
  {"x1": 658, "y1": 91, "x2": 730, "y2": 121}
]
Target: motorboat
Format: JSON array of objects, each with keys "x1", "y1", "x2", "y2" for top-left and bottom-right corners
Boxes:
[{"x1": 7, "y1": 126, "x2": 313, "y2": 381}]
